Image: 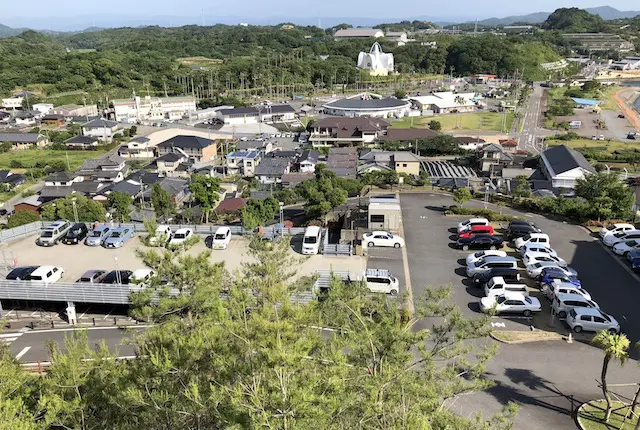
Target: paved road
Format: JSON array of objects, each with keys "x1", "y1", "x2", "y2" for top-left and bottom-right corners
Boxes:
[
  {"x1": 518, "y1": 84, "x2": 547, "y2": 154},
  {"x1": 4, "y1": 325, "x2": 143, "y2": 363}
]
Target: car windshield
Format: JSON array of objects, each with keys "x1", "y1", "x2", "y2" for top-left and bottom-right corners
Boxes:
[
  {"x1": 601, "y1": 313, "x2": 612, "y2": 322},
  {"x1": 521, "y1": 234, "x2": 531, "y2": 241},
  {"x1": 110, "y1": 232, "x2": 122, "y2": 238},
  {"x1": 614, "y1": 231, "x2": 626, "y2": 238},
  {"x1": 525, "y1": 297, "x2": 533, "y2": 304},
  {"x1": 80, "y1": 277, "x2": 92, "y2": 282},
  {"x1": 605, "y1": 225, "x2": 616, "y2": 231},
  {"x1": 497, "y1": 296, "x2": 506, "y2": 304},
  {"x1": 304, "y1": 236, "x2": 317, "y2": 244},
  {"x1": 91, "y1": 231, "x2": 103, "y2": 237},
  {"x1": 41, "y1": 231, "x2": 53, "y2": 238},
  {"x1": 474, "y1": 252, "x2": 484, "y2": 258},
  {"x1": 174, "y1": 233, "x2": 186, "y2": 239},
  {"x1": 214, "y1": 234, "x2": 226, "y2": 240},
  {"x1": 569, "y1": 309, "x2": 578, "y2": 319}
]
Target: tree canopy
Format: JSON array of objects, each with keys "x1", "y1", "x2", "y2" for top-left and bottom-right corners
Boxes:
[
  {"x1": 543, "y1": 8, "x2": 606, "y2": 33},
  {"x1": 40, "y1": 194, "x2": 106, "y2": 222}
]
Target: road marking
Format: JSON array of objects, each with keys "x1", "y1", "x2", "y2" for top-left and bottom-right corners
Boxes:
[
  {"x1": 490, "y1": 322, "x2": 506, "y2": 328},
  {"x1": 22, "y1": 325, "x2": 152, "y2": 335},
  {"x1": 102, "y1": 307, "x2": 114, "y2": 320},
  {"x1": 15, "y1": 347, "x2": 31, "y2": 360},
  {"x1": 78, "y1": 305, "x2": 91, "y2": 320},
  {"x1": 397, "y1": 216, "x2": 415, "y2": 316},
  {"x1": 1, "y1": 337, "x2": 18, "y2": 343},
  {"x1": 0, "y1": 333, "x2": 20, "y2": 338}
]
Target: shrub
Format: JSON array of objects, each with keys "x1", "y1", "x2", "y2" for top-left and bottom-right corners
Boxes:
[{"x1": 445, "y1": 206, "x2": 522, "y2": 222}]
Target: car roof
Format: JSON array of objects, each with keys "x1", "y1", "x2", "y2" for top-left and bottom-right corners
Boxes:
[
  {"x1": 554, "y1": 282, "x2": 581, "y2": 289},
  {"x1": 215, "y1": 226, "x2": 231, "y2": 234},
  {"x1": 466, "y1": 218, "x2": 488, "y2": 223},
  {"x1": 81, "y1": 270, "x2": 103, "y2": 276},
  {"x1": 556, "y1": 293, "x2": 589, "y2": 301},
  {"x1": 612, "y1": 223, "x2": 634, "y2": 228},
  {"x1": 132, "y1": 269, "x2": 154, "y2": 278},
  {"x1": 94, "y1": 224, "x2": 110, "y2": 231},
  {"x1": 369, "y1": 230, "x2": 390, "y2": 235},
  {"x1": 482, "y1": 256, "x2": 515, "y2": 263},
  {"x1": 525, "y1": 233, "x2": 548, "y2": 238},
  {"x1": 50, "y1": 220, "x2": 69, "y2": 227},
  {"x1": 510, "y1": 220, "x2": 531, "y2": 225},
  {"x1": 175, "y1": 228, "x2": 192, "y2": 234},
  {"x1": 111, "y1": 226, "x2": 129, "y2": 232},
  {"x1": 470, "y1": 225, "x2": 492, "y2": 230},
  {"x1": 305, "y1": 226, "x2": 321, "y2": 234},
  {"x1": 571, "y1": 307, "x2": 605, "y2": 317},
  {"x1": 501, "y1": 291, "x2": 527, "y2": 299},
  {"x1": 31, "y1": 266, "x2": 57, "y2": 275}
]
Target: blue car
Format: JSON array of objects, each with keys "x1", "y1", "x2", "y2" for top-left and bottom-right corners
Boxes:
[
  {"x1": 86, "y1": 225, "x2": 111, "y2": 246},
  {"x1": 627, "y1": 249, "x2": 640, "y2": 262},
  {"x1": 102, "y1": 227, "x2": 134, "y2": 248},
  {"x1": 631, "y1": 258, "x2": 640, "y2": 273},
  {"x1": 539, "y1": 267, "x2": 581, "y2": 288}
]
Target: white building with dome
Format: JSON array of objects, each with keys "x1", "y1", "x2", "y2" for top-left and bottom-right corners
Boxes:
[{"x1": 357, "y1": 43, "x2": 394, "y2": 76}]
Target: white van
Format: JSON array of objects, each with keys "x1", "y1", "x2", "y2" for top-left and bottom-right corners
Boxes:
[
  {"x1": 302, "y1": 226, "x2": 322, "y2": 255},
  {"x1": 211, "y1": 227, "x2": 232, "y2": 249},
  {"x1": 484, "y1": 277, "x2": 529, "y2": 297},
  {"x1": 514, "y1": 233, "x2": 550, "y2": 250},
  {"x1": 604, "y1": 230, "x2": 640, "y2": 247}
]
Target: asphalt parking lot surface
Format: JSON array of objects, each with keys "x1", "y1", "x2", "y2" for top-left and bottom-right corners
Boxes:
[{"x1": 399, "y1": 193, "x2": 640, "y2": 429}]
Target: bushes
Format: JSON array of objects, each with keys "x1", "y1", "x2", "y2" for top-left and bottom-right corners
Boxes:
[{"x1": 445, "y1": 206, "x2": 522, "y2": 222}]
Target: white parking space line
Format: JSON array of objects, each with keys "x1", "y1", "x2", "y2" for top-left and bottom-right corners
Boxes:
[
  {"x1": 102, "y1": 307, "x2": 114, "y2": 320},
  {"x1": 0, "y1": 333, "x2": 21, "y2": 338},
  {"x1": 78, "y1": 306, "x2": 92, "y2": 319},
  {"x1": 1, "y1": 337, "x2": 18, "y2": 343},
  {"x1": 15, "y1": 347, "x2": 31, "y2": 360},
  {"x1": 29, "y1": 311, "x2": 38, "y2": 317}
]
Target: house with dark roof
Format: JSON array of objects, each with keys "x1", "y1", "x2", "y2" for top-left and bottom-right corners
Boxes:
[
  {"x1": 118, "y1": 136, "x2": 155, "y2": 159},
  {"x1": 358, "y1": 150, "x2": 422, "y2": 176},
  {"x1": 226, "y1": 151, "x2": 261, "y2": 177},
  {"x1": 41, "y1": 114, "x2": 66, "y2": 126},
  {"x1": 0, "y1": 133, "x2": 49, "y2": 149},
  {"x1": 0, "y1": 170, "x2": 26, "y2": 188},
  {"x1": 327, "y1": 147, "x2": 358, "y2": 179},
  {"x1": 156, "y1": 135, "x2": 218, "y2": 163},
  {"x1": 76, "y1": 154, "x2": 128, "y2": 183},
  {"x1": 65, "y1": 135, "x2": 99, "y2": 149},
  {"x1": 254, "y1": 158, "x2": 291, "y2": 184},
  {"x1": 215, "y1": 198, "x2": 248, "y2": 213},
  {"x1": 381, "y1": 128, "x2": 438, "y2": 142},
  {"x1": 282, "y1": 172, "x2": 315, "y2": 188},
  {"x1": 14, "y1": 111, "x2": 38, "y2": 126},
  {"x1": 298, "y1": 149, "x2": 319, "y2": 173},
  {"x1": 217, "y1": 104, "x2": 296, "y2": 125},
  {"x1": 81, "y1": 119, "x2": 119, "y2": 141},
  {"x1": 536, "y1": 145, "x2": 596, "y2": 190},
  {"x1": 154, "y1": 153, "x2": 192, "y2": 179},
  {"x1": 310, "y1": 117, "x2": 391, "y2": 147},
  {"x1": 142, "y1": 178, "x2": 190, "y2": 207}
]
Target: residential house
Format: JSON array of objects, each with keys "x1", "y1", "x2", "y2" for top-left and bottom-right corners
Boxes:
[
  {"x1": 235, "y1": 140, "x2": 274, "y2": 153},
  {"x1": 118, "y1": 136, "x2": 155, "y2": 159},
  {"x1": 380, "y1": 128, "x2": 439, "y2": 143},
  {"x1": 309, "y1": 117, "x2": 391, "y2": 147},
  {"x1": 216, "y1": 198, "x2": 248, "y2": 213},
  {"x1": 254, "y1": 158, "x2": 291, "y2": 184},
  {"x1": 327, "y1": 147, "x2": 358, "y2": 179},
  {"x1": 226, "y1": 151, "x2": 261, "y2": 177},
  {"x1": 298, "y1": 150, "x2": 319, "y2": 173},
  {"x1": 0, "y1": 170, "x2": 27, "y2": 189},
  {"x1": 456, "y1": 136, "x2": 486, "y2": 151},
  {"x1": 112, "y1": 96, "x2": 196, "y2": 122},
  {"x1": 156, "y1": 135, "x2": 218, "y2": 163},
  {"x1": 14, "y1": 195, "x2": 44, "y2": 214},
  {"x1": 478, "y1": 143, "x2": 514, "y2": 176},
  {"x1": 2, "y1": 97, "x2": 23, "y2": 109},
  {"x1": 282, "y1": 172, "x2": 315, "y2": 188},
  {"x1": 41, "y1": 114, "x2": 66, "y2": 126},
  {"x1": 358, "y1": 150, "x2": 422, "y2": 176},
  {"x1": 51, "y1": 104, "x2": 98, "y2": 118},
  {"x1": 14, "y1": 111, "x2": 37, "y2": 126},
  {"x1": 76, "y1": 154, "x2": 128, "y2": 183},
  {"x1": 0, "y1": 133, "x2": 49, "y2": 149},
  {"x1": 534, "y1": 145, "x2": 596, "y2": 190},
  {"x1": 386, "y1": 31, "x2": 408, "y2": 46},
  {"x1": 409, "y1": 92, "x2": 479, "y2": 114},
  {"x1": 155, "y1": 153, "x2": 191, "y2": 179},
  {"x1": 499, "y1": 139, "x2": 518, "y2": 152},
  {"x1": 39, "y1": 171, "x2": 82, "y2": 202},
  {"x1": 65, "y1": 136, "x2": 100, "y2": 150},
  {"x1": 334, "y1": 28, "x2": 384, "y2": 40},
  {"x1": 32, "y1": 103, "x2": 54, "y2": 115},
  {"x1": 142, "y1": 178, "x2": 190, "y2": 208},
  {"x1": 82, "y1": 119, "x2": 119, "y2": 141},
  {"x1": 217, "y1": 105, "x2": 296, "y2": 125}
]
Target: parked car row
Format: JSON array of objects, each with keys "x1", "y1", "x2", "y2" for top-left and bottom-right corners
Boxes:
[
  {"x1": 5, "y1": 266, "x2": 155, "y2": 286},
  {"x1": 599, "y1": 223, "x2": 640, "y2": 273},
  {"x1": 36, "y1": 221, "x2": 136, "y2": 249},
  {"x1": 456, "y1": 218, "x2": 621, "y2": 333}
]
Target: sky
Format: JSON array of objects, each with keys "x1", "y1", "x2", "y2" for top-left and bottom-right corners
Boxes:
[{"x1": 1, "y1": 0, "x2": 639, "y2": 30}]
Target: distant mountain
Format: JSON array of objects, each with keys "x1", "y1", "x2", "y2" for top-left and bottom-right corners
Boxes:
[
  {"x1": 0, "y1": 23, "x2": 26, "y2": 37},
  {"x1": 477, "y1": 6, "x2": 640, "y2": 26}
]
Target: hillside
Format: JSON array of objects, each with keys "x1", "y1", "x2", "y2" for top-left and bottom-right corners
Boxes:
[{"x1": 477, "y1": 6, "x2": 640, "y2": 26}]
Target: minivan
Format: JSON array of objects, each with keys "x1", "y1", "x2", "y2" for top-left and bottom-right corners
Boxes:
[
  {"x1": 457, "y1": 218, "x2": 489, "y2": 234},
  {"x1": 484, "y1": 277, "x2": 529, "y2": 297},
  {"x1": 302, "y1": 226, "x2": 322, "y2": 255},
  {"x1": 514, "y1": 233, "x2": 550, "y2": 250},
  {"x1": 506, "y1": 222, "x2": 541, "y2": 241},
  {"x1": 36, "y1": 220, "x2": 72, "y2": 247},
  {"x1": 552, "y1": 293, "x2": 599, "y2": 318},
  {"x1": 466, "y1": 256, "x2": 518, "y2": 277}
]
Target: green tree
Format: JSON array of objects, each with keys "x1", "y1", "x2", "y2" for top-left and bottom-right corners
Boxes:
[
  {"x1": 453, "y1": 187, "x2": 472, "y2": 207},
  {"x1": 189, "y1": 174, "x2": 221, "y2": 223},
  {"x1": 418, "y1": 135, "x2": 460, "y2": 156},
  {"x1": 150, "y1": 183, "x2": 174, "y2": 220},
  {"x1": 575, "y1": 172, "x2": 635, "y2": 220},
  {"x1": 363, "y1": 169, "x2": 399, "y2": 187},
  {"x1": 241, "y1": 197, "x2": 279, "y2": 230},
  {"x1": 7, "y1": 210, "x2": 40, "y2": 228},
  {"x1": 107, "y1": 191, "x2": 133, "y2": 222},
  {"x1": 592, "y1": 331, "x2": 630, "y2": 422},
  {"x1": 41, "y1": 195, "x2": 106, "y2": 222},
  {"x1": 512, "y1": 175, "x2": 532, "y2": 198},
  {"x1": 428, "y1": 120, "x2": 442, "y2": 131},
  {"x1": 296, "y1": 165, "x2": 348, "y2": 221},
  {"x1": 394, "y1": 89, "x2": 407, "y2": 99}
]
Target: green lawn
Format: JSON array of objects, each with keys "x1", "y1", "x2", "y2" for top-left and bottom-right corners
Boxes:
[
  {"x1": 392, "y1": 112, "x2": 514, "y2": 133},
  {"x1": 0, "y1": 149, "x2": 108, "y2": 171},
  {"x1": 547, "y1": 138, "x2": 640, "y2": 154},
  {"x1": 578, "y1": 400, "x2": 638, "y2": 430}
]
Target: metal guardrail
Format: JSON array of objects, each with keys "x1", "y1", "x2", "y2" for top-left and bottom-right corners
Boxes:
[
  {"x1": 0, "y1": 222, "x2": 46, "y2": 243},
  {"x1": 0, "y1": 280, "x2": 176, "y2": 305}
]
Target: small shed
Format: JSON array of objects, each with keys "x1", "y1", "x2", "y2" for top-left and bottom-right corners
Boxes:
[{"x1": 368, "y1": 196, "x2": 401, "y2": 233}]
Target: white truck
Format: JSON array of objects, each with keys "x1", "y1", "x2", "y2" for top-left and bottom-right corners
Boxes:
[{"x1": 484, "y1": 276, "x2": 529, "y2": 297}]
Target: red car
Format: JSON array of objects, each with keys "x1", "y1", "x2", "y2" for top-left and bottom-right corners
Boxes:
[{"x1": 458, "y1": 225, "x2": 495, "y2": 239}]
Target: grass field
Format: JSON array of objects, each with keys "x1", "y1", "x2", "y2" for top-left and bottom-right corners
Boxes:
[
  {"x1": 0, "y1": 180, "x2": 37, "y2": 204},
  {"x1": 577, "y1": 400, "x2": 638, "y2": 430},
  {"x1": 547, "y1": 138, "x2": 640, "y2": 154},
  {"x1": 0, "y1": 149, "x2": 108, "y2": 171},
  {"x1": 391, "y1": 112, "x2": 514, "y2": 133}
]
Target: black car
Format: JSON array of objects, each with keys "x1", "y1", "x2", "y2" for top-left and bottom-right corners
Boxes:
[
  {"x1": 6, "y1": 266, "x2": 38, "y2": 280},
  {"x1": 473, "y1": 267, "x2": 521, "y2": 287},
  {"x1": 628, "y1": 133, "x2": 637, "y2": 140},
  {"x1": 63, "y1": 223, "x2": 89, "y2": 245},
  {"x1": 456, "y1": 235, "x2": 504, "y2": 251},
  {"x1": 505, "y1": 222, "x2": 541, "y2": 242},
  {"x1": 101, "y1": 270, "x2": 133, "y2": 285}
]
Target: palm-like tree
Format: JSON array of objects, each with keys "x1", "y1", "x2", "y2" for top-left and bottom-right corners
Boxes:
[
  {"x1": 454, "y1": 95, "x2": 466, "y2": 129},
  {"x1": 593, "y1": 330, "x2": 630, "y2": 422}
]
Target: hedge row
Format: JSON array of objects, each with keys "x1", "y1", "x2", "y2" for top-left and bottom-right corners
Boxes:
[{"x1": 445, "y1": 206, "x2": 523, "y2": 222}]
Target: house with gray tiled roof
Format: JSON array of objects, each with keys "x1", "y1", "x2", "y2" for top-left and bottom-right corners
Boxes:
[
  {"x1": 81, "y1": 118, "x2": 119, "y2": 141},
  {"x1": 0, "y1": 133, "x2": 49, "y2": 149},
  {"x1": 254, "y1": 158, "x2": 291, "y2": 184}
]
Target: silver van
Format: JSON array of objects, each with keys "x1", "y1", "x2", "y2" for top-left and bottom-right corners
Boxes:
[
  {"x1": 36, "y1": 220, "x2": 72, "y2": 247},
  {"x1": 466, "y1": 256, "x2": 518, "y2": 277},
  {"x1": 552, "y1": 293, "x2": 599, "y2": 318}
]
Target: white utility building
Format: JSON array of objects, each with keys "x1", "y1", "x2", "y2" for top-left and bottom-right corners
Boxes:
[
  {"x1": 357, "y1": 43, "x2": 394, "y2": 76},
  {"x1": 409, "y1": 92, "x2": 479, "y2": 114},
  {"x1": 112, "y1": 96, "x2": 197, "y2": 123}
]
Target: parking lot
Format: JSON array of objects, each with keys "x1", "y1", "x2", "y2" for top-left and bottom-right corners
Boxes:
[{"x1": 398, "y1": 193, "x2": 640, "y2": 429}]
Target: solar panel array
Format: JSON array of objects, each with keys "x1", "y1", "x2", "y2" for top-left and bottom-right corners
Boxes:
[{"x1": 422, "y1": 161, "x2": 476, "y2": 179}]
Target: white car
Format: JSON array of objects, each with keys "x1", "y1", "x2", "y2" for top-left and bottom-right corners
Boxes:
[
  {"x1": 526, "y1": 261, "x2": 577, "y2": 279},
  {"x1": 457, "y1": 218, "x2": 489, "y2": 234},
  {"x1": 552, "y1": 293, "x2": 599, "y2": 319},
  {"x1": 612, "y1": 239, "x2": 640, "y2": 256},
  {"x1": 130, "y1": 269, "x2": 155, "y2": 286},
  {"x1": 479, "y1": 291, "x2": 542, "y2": 316},
  {"x1": 599, "y1": 223, "x2": 634, "y2": 239},
  {"x1": 28, "y1": 266, "x2": 64, "y2": 283},
  {"x1": 149, "y1": 225, "x2": 172, "y2": 246},
  {"x1": 514, "y1": 233, "x2": 550, "y2": 250},
  {"x1": 603, "y1": 230, "x2": 640, "y2": 247},
  {"x1": 566, "y1": 308, "x2": 620, "y2": 334},
  {"x1": 542, "y1": 281, "x2": 592, "y2": 301},
  {"x1": 362, "y1": 269, "x2": 400, "y2": 295},
  {"x1": 169, "y1": 228, "x2": 194, "y2": 246},
  {"x1": 522, "y1": 254, "x2": 567, "y2": 267},
  {"x1": 211, "y1": 226, "x2": 232, "y2": 249},
  {"x1": 362, "y1": 231, "x2": 405, "y2": 248},
  {"x1": 465, "y1": 250, "x2": 507, "y2": 266},
  {"x1": 519, "y1": 243, "x2": 558, "y2": 258}
]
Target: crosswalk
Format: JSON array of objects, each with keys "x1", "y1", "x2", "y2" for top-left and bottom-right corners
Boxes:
[{"x1": 0, "y1": 332, "x2": 24, "y2": 345}]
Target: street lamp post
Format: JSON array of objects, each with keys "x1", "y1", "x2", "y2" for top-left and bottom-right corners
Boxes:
[
  {"x1": 71, "y1": 197, "x2": 79, "y2": 223},
  {"x1": 279, "y1": 202, "x2": 284, "y2": 233},
  {"x1": 113, "y1": 256, "x2": 121, "y2": 285}
]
